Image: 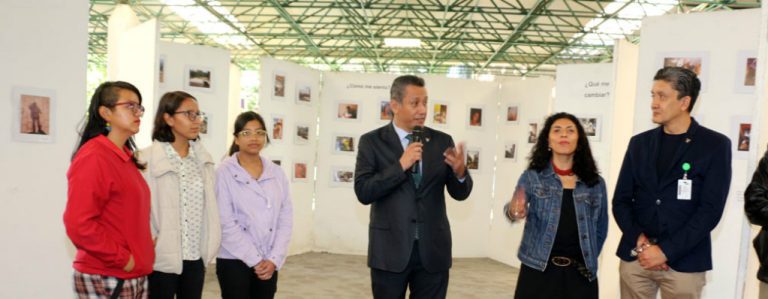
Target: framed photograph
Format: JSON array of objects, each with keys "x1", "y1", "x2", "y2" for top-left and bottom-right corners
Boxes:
[
  {"x1": 467, "y1": 106, "x2": 484, "y2": 129},
  {"x1": 657, "y1": 52, "x2": 710, "y2": 90},
  {"x1": 432, "y1": 102, "x2": 448, "y2": 126},
  {"x1": 527, "y1": 121, "x2": 539, "y2": 144},
  {"x1": 200, "y1": 114, "x2": 209, "y2": 135},
  {"x1": 295, "y1": 123, "x2": 310, "y2": 145},
  {"x1": 465, "y1": 147, "x2": 481, "y2": 171},
  {"x1": 731, "y1": 116, "x2": 753, "y2": 159},
  {"x1": 379, "y1": 100, "x2": 393, "y2": 122},
  {"x1": 12, "y1": 86, "x2": 55, "y2": 143},
  {"x1": 330, "y1": 166, "x2": 355, "y2": 187},
  {"x1": 296, "y1": 82, "x2": 312, "y2": 105},
  {"x1": 504, "y1": 142, "x2": 518, "y2": 161},
  {"x1": 578, "y1": 115, "x2": 602, "y2": 141},
  {"x1": 271, "y1": 115, "x2": 285, "y2": 141},
  {"x1": 184, "y1": 65, "x2": 213, "y2": 92},
  {"x1": 336, "y1": 101, "x2": 360, "y2": 121},
  {"x1": 735, "y1": 51, "x2": 757, "y2": 94},
  {"x1": 273, "y1": 72, "x2": 286, "y2": 100},
  {"x1": 158, "y1": 55, "x2": 166, "y2": 87},
  {"x1": 333, "y1": 134, "x2": 356, "y2": 155},
  {"x1": 505, "y1": 103, "x2": 520, "y2": 124},
  {"x1": 292, "y1": 161, "x2": 309, "y2": 182}
]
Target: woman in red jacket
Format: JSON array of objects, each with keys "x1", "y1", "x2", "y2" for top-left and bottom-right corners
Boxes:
[{"x1": 64, "y1": 81, "x2": 155, "y2": 298}]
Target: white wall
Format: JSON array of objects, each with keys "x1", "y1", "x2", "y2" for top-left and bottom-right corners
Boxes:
[
  {"x1": 258, "y1": 57, "x2": 322, "y2": 255},
  {"x1": 487, "y1": 76, "x2": 555, "y2": 267},
  {"x1": 601, "y1": 39, "x2": 640, "y2": 299},
  {"x1": 155, "y1": 41, "x2": 232, "y2": 162},
  {"x1": 0, "y1": 1, "x2": 89, "y2": 297},
  {"x1": 632, "y1": 9, "x2": 760, "y2": 299}
]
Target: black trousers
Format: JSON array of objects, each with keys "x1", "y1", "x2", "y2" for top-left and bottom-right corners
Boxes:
[
  {"x1": 370, "y1": 241, "x2": 449, "y2": 299},
  {"x1": 148, "y1": 259, "x2": 206, "y2": 299},
  {"x1": 216, "y1": 258, "x2": 279, "y2": 299},
  {"x1": 514, "y1": 263, "x2": 598, "y2": 299}
]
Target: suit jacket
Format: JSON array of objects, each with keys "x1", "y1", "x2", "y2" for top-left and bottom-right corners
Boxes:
[
  {"x1": 354, "y1": 123, "x2": 473, "y2": 272},
  {"x1": 613, "y1": 118, "x2": 731, "y2": 272}
]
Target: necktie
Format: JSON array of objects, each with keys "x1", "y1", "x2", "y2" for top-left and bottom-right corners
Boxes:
[{"x1": 405, "y1": 134, "x2": 422, "y2": 188}]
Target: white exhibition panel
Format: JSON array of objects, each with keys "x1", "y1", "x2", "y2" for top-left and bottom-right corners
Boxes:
[
  {"x1": 258, "y1": 57, "x2": 322, "y2": 255},
  {"x1": 115, "y1": 19, "x2": 158, "y2": 148},
  {"x1": 633, "y1": 9, "x2": 760, "y2": 299},
  {"x1": 487, "y1": 77, "x2": 556, "y2": 267},
  {"x1": 554, "y1": 63, "x2": 615, "y2": 183},
  {"x1": 156, "y1": 41, "x2": 233, "y2": 163},
  {"x1": 0, "y1": 0, "x2": 89, "y2": 297},
  {"x1": 313, "y1": 71, "x2": 398, "y2": 254}
]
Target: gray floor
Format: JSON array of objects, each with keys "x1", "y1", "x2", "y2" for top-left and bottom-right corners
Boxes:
[{"x1": 202, "y1": 252, "x2": 520, "y2": 299}]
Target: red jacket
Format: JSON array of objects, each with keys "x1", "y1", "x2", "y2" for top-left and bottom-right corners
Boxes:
[{"x1": 64, "y1": 135, "x2": 154, "y2": 279}]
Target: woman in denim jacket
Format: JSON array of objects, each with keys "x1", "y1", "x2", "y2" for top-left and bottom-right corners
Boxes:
[{"x1": 505, "y1": 112, "x2": 608, "y2": 299}]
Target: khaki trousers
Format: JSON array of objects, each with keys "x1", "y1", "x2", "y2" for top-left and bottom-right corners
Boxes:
[
  {"x1": 759, "y1": 281, "x2": 768, "y2": 299},
  {"x1": 619, "y1": 260, "x2": 705, "y2": 299}
]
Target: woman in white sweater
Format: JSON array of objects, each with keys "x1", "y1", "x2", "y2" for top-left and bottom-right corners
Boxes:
[{"x1": 140, "y1": 91, "x2": 221, "y2": 299}]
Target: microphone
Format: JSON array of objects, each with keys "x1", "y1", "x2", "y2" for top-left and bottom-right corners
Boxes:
[{"x1": 411, "y1": 126, "x2": 423, "y2": 173}]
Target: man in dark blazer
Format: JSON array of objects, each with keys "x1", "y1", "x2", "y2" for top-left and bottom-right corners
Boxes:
[
  {"x1": 613, "y1": 67, "x2": 732, "y2": 299},
  {"x1": 354, "y1": 75, "x2": 473, "y2": 299}
]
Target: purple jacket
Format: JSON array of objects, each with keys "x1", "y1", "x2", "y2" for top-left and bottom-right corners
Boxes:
[{"x1": 215, "y1": 153, "x2": 293, "y2": 269}]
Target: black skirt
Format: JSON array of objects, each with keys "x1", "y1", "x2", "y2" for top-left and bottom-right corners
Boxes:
[{"x1": 513, "y1": 263, "x2": 598, "y2": 299}]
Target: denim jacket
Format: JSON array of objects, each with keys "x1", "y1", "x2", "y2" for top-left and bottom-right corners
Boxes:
[{"x1": 508, "y1": 164, "x2": 608, "y2": 281}]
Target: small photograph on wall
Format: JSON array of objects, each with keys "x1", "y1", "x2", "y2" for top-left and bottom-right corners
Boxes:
[
  {"x1": 296, "y1": 83, "x2": 311, "y2": 105},
  {"x1": 466, "y1": 148, "x2": 480, "y2": 171},
  {"x1": 527, "y1": 122, "x2": 539, "y2": 144},
  {"x1": 738, "y1": 123, "x2": 751, "y2": 152},
  {"x1": 506, "y1": 104, "x2": 519, "y2": 124},
  {"x1": 158, "y1": 55, "x2": 166, "y2": 86},
  {"x1": 578, "y1": 116, "x2": 602, "y2": 141},
  {"x1": 333, "y1": 134, "x2": 356, "y2": 155},
  {"x1": 504, "y1": 143, "x2": 517, "y2": 161},
  {"x1": 657, "y1": 52, "x2": 709, "y2": 91},
  {"x1": 185, "y1": 65, "x2": 213, "y2": 92},
  {"x1": 662, "y1": 57, "x2": 702, "y2": 75},
  {"x1": 295, "y1": 123, "x2": 310, "y2": 145},
  {"x1": 432, "y1": 102, "x2": 448, "y2": 126},
  {"x1": 730, "y1": 115, "x2": 752, "y2": 160},
  {"x1": 200, "y1": 114, "x2": 209, "y2": 135},
  {"x1": 293, "y1": 161, "x2": 308, "y2": 182},
  {"x1": 272, "y1": 115, "x2": 285, "y2": 141},
  {"x1": 337, "y1": 102, "x2": 360, "y2": 121},
  {"x1": 274, "y1": 72, "x2": 286, "y2": 99},
  {"x1": 735, "y1": 51, "x2": 757, "y2": 94},
  {"x1": 330, "y1": 166, "x2": 355, "y2": 187},
  {"x1": 380, "y1": 100, "x2": 393, "y2": 121},
  {"x1": 467, "y1": 106, "x2": 483, "y2": 128},
  {"x1": 12, "y1": 86, "x2": 55, "y2": 143}
]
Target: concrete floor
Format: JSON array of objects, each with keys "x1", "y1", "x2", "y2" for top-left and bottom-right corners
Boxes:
[{"x1": 201, "y1": 252, "x2": 520, "y2": 299}]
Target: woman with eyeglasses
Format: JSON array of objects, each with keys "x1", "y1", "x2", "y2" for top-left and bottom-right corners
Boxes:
[
  {"x1": 215, "y1": 111, "x2": 293, "y2": 299},
  {"x1": 504, "y1": 112, "x2": 608, "y2": 299},
  {"x1": 64, "y1": 81, "x2": 154, "y2": 298},
  {"x1": 138, "y1": 91, "x2": 221, "y2": 299}
]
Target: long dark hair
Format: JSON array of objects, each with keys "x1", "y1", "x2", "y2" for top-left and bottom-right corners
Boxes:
[
  {"x1": 152, "y1": 91, "x2": 197, "y2": 142},
  {"x1": 72, "y1": 81, "x2": 145, "y2": 170},
  {"x1": 528, "y1": 112, "x2": 599, "y2": 186},
  {"x1": 228, "y1": 111, "x2": 269, "y2": 156}
]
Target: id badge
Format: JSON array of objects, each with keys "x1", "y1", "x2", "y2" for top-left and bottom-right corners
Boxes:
[{"x1": 677, "y1": 179, "x2": 692, "y2": 200}]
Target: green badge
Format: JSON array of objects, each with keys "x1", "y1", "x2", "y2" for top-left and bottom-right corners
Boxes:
[{"x1": 682, "y1": 162, "x2": 691, "y2": 172}]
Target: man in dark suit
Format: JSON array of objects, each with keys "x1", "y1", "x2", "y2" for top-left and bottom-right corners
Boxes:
[
  {"x1": 354, "y1": 75, "x2": 473, "y2": 299},
  {"x1": 613, "y1": 67, "x2": 732, "y2": 299}
]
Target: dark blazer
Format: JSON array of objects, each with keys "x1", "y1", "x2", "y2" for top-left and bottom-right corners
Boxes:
[
  {"x1": 354, "y1": 123, "x2": 473, "y2": 273},
  {"x1": 745, "y1": 150, "x2": 768, "y2": 283},
  {"x1": 613, "y1": 118, "x2": 731, "y2": 272}
]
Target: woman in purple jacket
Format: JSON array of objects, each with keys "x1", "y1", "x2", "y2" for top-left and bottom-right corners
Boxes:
[{"x1": 215, "y1": 111, "x2": 293, "y2": 299}]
